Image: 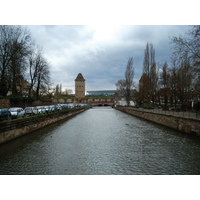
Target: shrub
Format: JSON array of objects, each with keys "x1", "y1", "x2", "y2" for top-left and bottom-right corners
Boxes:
[{"x1": 7, "y1": 95, "x2": 35, "y2": 103}]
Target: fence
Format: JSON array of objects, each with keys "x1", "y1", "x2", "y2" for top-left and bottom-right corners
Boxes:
[{"x1": 137, "y1": 107, "x2": 200, "y2": 119}]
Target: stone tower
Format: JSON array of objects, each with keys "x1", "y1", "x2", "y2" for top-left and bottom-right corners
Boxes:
[{"x1": 75, "y1": 73, "x2": 85, "y2": 99}]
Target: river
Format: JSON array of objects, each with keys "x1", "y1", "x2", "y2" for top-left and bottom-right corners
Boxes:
[{"x1": 1, "y1": 107, "x2": 200, "y2": 175}]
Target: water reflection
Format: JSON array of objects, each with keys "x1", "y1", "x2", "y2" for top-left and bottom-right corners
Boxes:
[{"x1": 1, "y1": 107, "x2": 200, "y2": 174}]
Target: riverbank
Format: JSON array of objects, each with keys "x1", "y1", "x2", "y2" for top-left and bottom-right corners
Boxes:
[
  {"x1": 0, "y1": 107, "x2": 89, "y2": 144},
  {"x1": 115, "y1": 107, "x2": 200, "y2": 136}
]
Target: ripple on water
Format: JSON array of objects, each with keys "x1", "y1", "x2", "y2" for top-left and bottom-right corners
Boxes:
[{"x1": 1, "y1": 107, "x2": 200, "y2": 175}]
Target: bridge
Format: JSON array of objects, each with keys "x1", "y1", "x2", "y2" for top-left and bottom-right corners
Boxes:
[
  {"x1": 88, "y1": 100, "x2": 114, "y2": 107},
  {"x1": 52, "y1": 96, "x2": 115, "y2": 107},
  {"x1": 85, "y1": 97, "x2": 114, "y2": 107},
  {"x1": 86, "y1": 90, "x2": 115, "y2": 106},
  {"x1": 52, "y1": 89, "x2": 116, "y2": 107}
]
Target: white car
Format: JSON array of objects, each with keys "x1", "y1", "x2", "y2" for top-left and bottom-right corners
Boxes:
[
  {"x1": 24, "y1": 107, "x2": 38, "y2": 116},
  {"x1": 18, "y1": 109, "x2": 26, "y2": 118},
  {"x1": 49, "y1": 105, "x2": 56, "y2": 112},
  {"x1": 9, "y1": 107, "x2": 24, "y2": 119},
  {"x1": 43, "y1": 106, "x2": 50, "y2": 113},
  {"x1": 36, "y1": 106, "x2": 46, "y2": 114},
  {"x1": 68, "y1": 104, "x2": 75, "y2": 109}
]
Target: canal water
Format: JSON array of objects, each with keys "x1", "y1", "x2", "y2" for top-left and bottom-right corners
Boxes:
[{"x1": 1, "y1": 107, "x2": 200, "y2": 175}]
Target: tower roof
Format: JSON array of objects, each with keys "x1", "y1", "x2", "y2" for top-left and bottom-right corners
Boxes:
[{"x1": 75, "y1": 73, "x2": 85, "y2": 81}]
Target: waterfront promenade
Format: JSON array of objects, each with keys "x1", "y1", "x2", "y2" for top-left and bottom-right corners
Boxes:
[
  {"x1": 126, "y1": 107, "x2": 200, "y2": 120},
  {"x1": 116, "y1": 106, "x2": 200, "y2": 136}
]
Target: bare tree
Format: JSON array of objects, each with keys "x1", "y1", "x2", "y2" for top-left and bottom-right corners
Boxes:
[
  {"x1": 59, "y1": 84, "x2": 62, "y2": 95},
  {"x1": 143, "y1": 42, "x2": 156, "y2": 77},
  {"x1": 150, "y1": 61, "x2": 159, "y2": 103},
  {"x1": 169, "y1": 58, "x2": 179, "y2": 107},
  {"x1": 0, "y1": 25, "x2": 32, "y2": 96},
  {"x1": 27, "y1": 47, "x2": 43, "y2": 97},
  {"x1": 125, "y1": 58, "x2": 135, "y2": 105},
  {"x1": 55, "y1": 84, "x2": 59, "y2": 96},
  {"x1": 65, "y1": 89, "x2": 72, "y2": 95},
  {"x1": 27, "y1": 46, "x2": 50, "y2": 99},
  {"x1": 160, "y1": 61, "x2": 170, "y2": 88},
  {"x1": 0, "y1": 25, "x2": 51, "y2": 100},
  {"x1": 9, "y1": 27, "x2": 32, "y2": 95},
  {"x1": 171, "y1": 25, "x2": 200, "y2": 96},
  {"x1": 116, "y1": 57, "x2": 135, "y2": 106},
  {"x1": 171, "y1": 25, "x2": 200, "y2": 68},
  {"x1": 168, "y1": 52, "x2": 194, "y2": 106},
  {"x1": 0, "y1": 25, "x2": 13, "y2": 96},
  {"x1": 55, "y1": 84, "x2": 62, "y2": 96},
  {"x1": 176, "y1": 53, "x2": 193, "y2": 103},
  {"x1": 35, "y1": 56, "x2": 50, "y2": 99},
  {"x1": 142, "y1": 42, "x2": 157, "y2": 101},
  {"x1": 160, "y1": 61, "x2": 170, "y2": 106}
]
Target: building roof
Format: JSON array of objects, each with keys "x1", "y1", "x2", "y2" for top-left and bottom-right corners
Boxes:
[
  {"x1": 75, "y1": 73, "x2": 85, "y2": 81},
  {"x1": 139, "y1": 73, "x2": 149, "y2": 82},
  {"x1": 87, "y1": 90, "x2": 117, "y2": 96}
]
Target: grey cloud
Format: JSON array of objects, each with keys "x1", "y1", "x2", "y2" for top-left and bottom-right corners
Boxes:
[{"x1": 27, "y1": 25, "x2": 190, "y2": 93}]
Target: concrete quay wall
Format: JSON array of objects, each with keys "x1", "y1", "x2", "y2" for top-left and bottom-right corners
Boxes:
[
  {"x1": 0, "y1": 108, "x2": 88, "y2": 144},
  {"x1": 116, "y1": 107, "x2": 200, "y2": 136}
]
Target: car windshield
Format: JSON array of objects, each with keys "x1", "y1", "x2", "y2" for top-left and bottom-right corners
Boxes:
[
  {"x1": 25, "y1": 107, "x2": 32, "y2": 110},
  {"x1": 9, "y1": 108, "x2": 19, "y2": 111}
]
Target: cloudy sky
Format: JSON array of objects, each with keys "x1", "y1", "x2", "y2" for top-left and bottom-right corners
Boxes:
[
  {"x1": 1, "y1": 1, "x2": 196, "y2": 94},
  {"x1": 1, "y1": 0, "x2": 198, "y2": 195},
  {"x1": 27, "y1": 25, "x2": 190, "y2": 93}
]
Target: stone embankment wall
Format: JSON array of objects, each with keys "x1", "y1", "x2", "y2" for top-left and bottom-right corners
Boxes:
[
  {"x1": 116, "y1": 107, "x2": 200, "y2": 136},
  {"x1": 0, "y1": 107, "x2": 88, "y2": 144}
]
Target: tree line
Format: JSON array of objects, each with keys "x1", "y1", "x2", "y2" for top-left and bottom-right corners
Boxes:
[
  {"x1": 116, "y1": 25, "x2": 200, "y2": 109},
  {"x1": 0, "y1": 25, "x2": 50, "y2": 100}
]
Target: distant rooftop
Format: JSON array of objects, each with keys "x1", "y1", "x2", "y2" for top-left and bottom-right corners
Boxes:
[{"x1": 75, "y1": 73, "x2": 85, "y2": 81}]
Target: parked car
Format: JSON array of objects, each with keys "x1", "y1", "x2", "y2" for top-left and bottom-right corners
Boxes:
[
  {"x1": 49, "y1": 105, "x2": 56, "y2": 113},
  {"x1": 55, "y1": 104, "x2": 62, "y2": 112},
  {"x1": 17, "y1": 109, "x2": 26, "y2": 118},
  {"x1": 68, "y1": 104, "x2": 75, "y2": 109},
  {"x1": 0, "y1": 108, "x2": 11, "y2": 121},
  {"x1": 43, "y1": 106, "x2": 50, "y2": 113},
  {"x1": 76, "y1": 103, "x2": 88, "y2": 107},
  {"x1": 60, "y1": 104, "x2": 69, "y2": 111},
  {"x1": 36, "y1": 106, "x2": 46, "y2": 114},
  {"x1": 9, "y1": 107, "x2": 24, "y2": 119},
  {"x1": 24, "y1": 107, "x2": 38, "y2": 116}
]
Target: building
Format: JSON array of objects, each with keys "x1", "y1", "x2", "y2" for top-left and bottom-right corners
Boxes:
[
  {"x1": 75, "y1": 73, "x2": 85, "y2": 99},
  {"x1": 6, "y1": 76, "x2": 34, "y2": 97},
  {"x1": 53, "y1": 74, "x2": 115, "y2": 106},
  {"x1": 139, "y1": 73, "x2": 151, "y2": 103}
]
